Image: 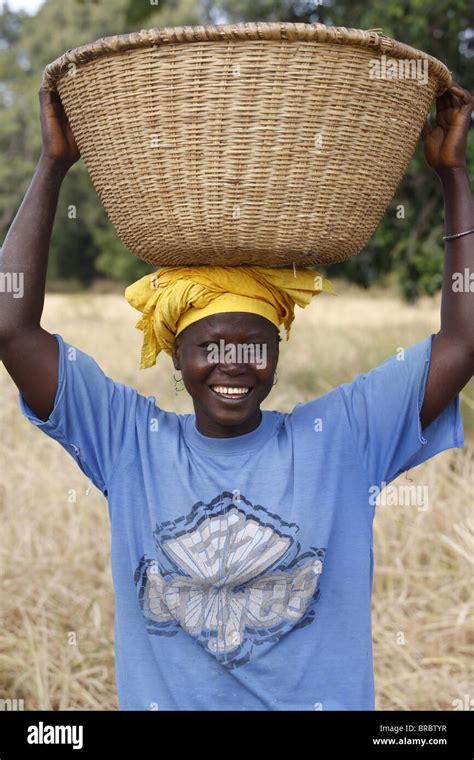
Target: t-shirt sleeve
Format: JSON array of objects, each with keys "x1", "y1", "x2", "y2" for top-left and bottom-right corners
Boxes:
[
  {"x1": 18, "y1": 333, "x2": 140, "y2": 496},
  {"x1": 337, "y1": 333, "x2": 464, "y2": 488}
]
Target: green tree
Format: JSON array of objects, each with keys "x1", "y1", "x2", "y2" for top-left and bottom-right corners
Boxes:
[
  {"x1": 124, "y1": 0, "x2": 474, "y2": 297},
  {"x1": 205, "y1": 0, "x2": 474, "y2": 297},
  {"x1": 1, "y1": 0, "x2": 472, "y2": 295},
  {"x1": 0, "y1": 0, "x2": 155, "y2": 284}
]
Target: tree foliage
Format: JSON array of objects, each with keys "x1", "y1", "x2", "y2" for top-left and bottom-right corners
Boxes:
[{"x1": 0, "y1": 0, "x2": 472, "y2": 296}]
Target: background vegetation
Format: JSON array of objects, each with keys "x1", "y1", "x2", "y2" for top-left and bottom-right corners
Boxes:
[{"x1": 0, "y1": 0, "x2": 473, "y2": 296}]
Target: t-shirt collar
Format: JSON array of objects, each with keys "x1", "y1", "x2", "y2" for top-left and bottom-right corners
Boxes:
[{"x1": 184, "y1": 410, "x2": 277, "y2": 454}]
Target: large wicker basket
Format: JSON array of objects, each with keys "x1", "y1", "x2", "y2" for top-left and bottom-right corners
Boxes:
[{"x1": 42, "y1": 23, "x2": 451, "y2": 267}]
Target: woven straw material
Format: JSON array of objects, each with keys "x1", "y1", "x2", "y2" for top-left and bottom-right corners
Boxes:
[{"x1": 42, "y1": 23, "x2": 451, "y2": 267}]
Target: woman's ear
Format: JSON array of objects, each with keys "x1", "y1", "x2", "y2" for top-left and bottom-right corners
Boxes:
[{"x1": 171, "y1": 336, "x2": 180, "y2": 370}]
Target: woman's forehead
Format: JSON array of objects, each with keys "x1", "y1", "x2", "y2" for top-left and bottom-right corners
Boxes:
[{"x1": 182, "y1": 312, "x2": 278, "y2": 339}]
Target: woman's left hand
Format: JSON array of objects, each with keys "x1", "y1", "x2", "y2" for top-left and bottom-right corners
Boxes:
[{"x1": 421, "y1": 81, "x2": 473, "y2": 177}]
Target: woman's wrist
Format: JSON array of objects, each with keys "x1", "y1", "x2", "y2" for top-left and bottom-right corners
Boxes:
[
  {"x1": 438, "y1": 165, "x2": 469, "y2": 188},
  {"x1": 38, "y1": 152, "x2": 71, "y2": 181}
]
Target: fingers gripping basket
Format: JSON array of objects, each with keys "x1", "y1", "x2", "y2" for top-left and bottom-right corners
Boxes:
[{"x1": 42, "y1": 22, "x2": 451, "y2": 267}]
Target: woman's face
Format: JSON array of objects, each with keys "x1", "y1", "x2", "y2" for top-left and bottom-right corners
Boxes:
[{"x1": 171, "y1": 312, "x2": 280, "y2": 438}]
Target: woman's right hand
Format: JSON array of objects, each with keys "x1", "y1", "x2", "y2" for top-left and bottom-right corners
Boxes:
[{"x1": 38, "y1": 86, "x2": 80, "y2": 170}]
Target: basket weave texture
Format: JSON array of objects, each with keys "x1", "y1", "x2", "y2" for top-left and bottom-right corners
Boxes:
[{"x1": 42, "y1": 22, "x2": 451, "y2": 267}]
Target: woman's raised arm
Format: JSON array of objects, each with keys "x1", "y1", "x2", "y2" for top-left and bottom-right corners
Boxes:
[
  {"x1": 0, "y1": 87, "x2": 80, "y2": 421},
  {"x1": 419, "y1": 82, "x2": 474, "y2": 429}
]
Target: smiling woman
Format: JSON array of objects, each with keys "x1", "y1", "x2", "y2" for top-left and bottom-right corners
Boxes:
[
  {"x1": 0, "y1": 75, "x2": 472, "y2": 714},
  {"x1": 124, "y1": 264, "x2": 333, "y2": 437}
]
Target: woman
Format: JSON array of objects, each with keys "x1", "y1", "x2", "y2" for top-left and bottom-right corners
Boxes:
[{"x1": 0, "y1": 82, "x2": 472, "y2": 711}]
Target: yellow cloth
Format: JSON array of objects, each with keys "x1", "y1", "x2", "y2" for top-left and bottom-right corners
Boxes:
[{"x1": 124, "y1": 265, "x2": 336, "y2": 369}]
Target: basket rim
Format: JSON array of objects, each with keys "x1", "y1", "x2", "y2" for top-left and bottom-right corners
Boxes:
[{"x1": 42, "y1": 21, "x2": 452, "y2": 93}]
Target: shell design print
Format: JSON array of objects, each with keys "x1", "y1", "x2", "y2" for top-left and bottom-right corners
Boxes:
[{"x1": 134, "y1": 492, "x2": 326, "y2": 669}]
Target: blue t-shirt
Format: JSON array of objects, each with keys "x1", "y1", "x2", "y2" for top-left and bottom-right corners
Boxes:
[{"x1": 18, "y1": 333, "x2": 463, "y2": 711}]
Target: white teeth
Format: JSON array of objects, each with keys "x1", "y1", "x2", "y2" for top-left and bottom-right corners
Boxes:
[{"x1": 211, "y1": 386, "x2": 250, "y2": 396}]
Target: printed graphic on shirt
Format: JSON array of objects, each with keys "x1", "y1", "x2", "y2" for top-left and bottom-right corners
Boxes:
[{"x1": 134, "y1": 491, "x2": 326, "y2": 669}]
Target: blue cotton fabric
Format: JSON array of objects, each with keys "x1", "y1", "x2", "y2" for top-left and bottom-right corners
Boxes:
[{"x1": 19, "y1": 333, "x2": 463, "y2": 711}]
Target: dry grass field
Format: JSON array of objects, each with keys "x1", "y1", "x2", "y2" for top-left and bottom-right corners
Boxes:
[{"x1": 0, "y1": 281, "x2": 472, "y2": 711}]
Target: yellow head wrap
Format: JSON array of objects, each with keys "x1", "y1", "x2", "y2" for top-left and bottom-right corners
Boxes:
[{"x1": 124, "y1": 265, "x2": 336, "y2": 369}]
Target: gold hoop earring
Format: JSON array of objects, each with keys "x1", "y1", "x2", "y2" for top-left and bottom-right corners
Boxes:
[{"x1": 173, "y1": 370, "x2": 185, "y2": 395}]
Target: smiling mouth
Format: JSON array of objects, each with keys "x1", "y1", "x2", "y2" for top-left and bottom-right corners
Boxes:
[{"x1": 209, "y1": 385, "x2": 253, "y2": 400}]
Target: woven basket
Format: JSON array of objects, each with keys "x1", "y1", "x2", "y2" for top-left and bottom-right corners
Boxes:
[{"x1": 42, "y1": 23, "x2": 451, "y2": 267}]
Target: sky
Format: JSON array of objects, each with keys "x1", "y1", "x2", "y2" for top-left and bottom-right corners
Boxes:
[{"x1": 1, "y1": 0, "x2": 45, "y2": 13}]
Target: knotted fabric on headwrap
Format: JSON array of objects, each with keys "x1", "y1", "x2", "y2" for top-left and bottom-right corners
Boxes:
[{"x1": 124, "y1": 265, "x2": 336, "y2": 369}]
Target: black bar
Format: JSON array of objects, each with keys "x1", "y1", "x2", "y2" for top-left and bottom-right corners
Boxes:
[{"x1": 0, "y1": 709, "x2": 471, "y2": 757}]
